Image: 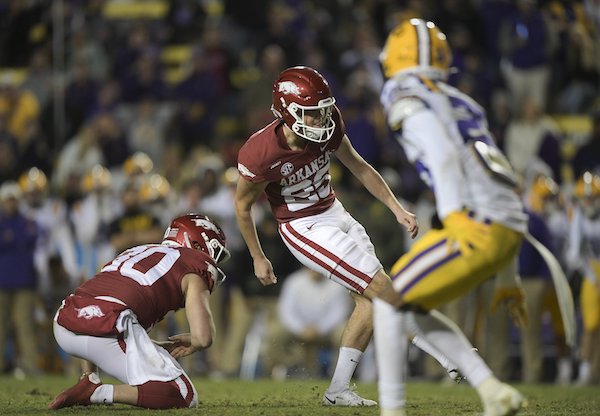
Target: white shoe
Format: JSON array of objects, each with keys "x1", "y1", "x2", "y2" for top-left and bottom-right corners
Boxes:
[
  {"x1": 322, "y1": 388, "x2": 377, "y2": 407},
  {"x1": 482, "y1": 382, "x2": 525, "y2": 416}
]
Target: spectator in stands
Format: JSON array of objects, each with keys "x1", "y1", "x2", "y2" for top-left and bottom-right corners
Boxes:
[
  {"x1": 546, "y1": 0, "x2": 598, "y2": 113},
  {"x1": 120, "y1": 50, "x2": 167, "y2": 103},
  {"x1": 238, "y1": 44, "x2": 287, "y2": 135},
  {"x1": 0, "y1": 181, "x2": 39, "y2": 375},
  {"x1": 0, "y1": 1, "x2": 48, "y2": 67},
  {"x1": 164, "y1": 0, "x2": 207, "y2": 44},
  {"x1": 117, "y1": 96, "x2": 173, "y2": 165},
  {"x1": 504, "y1": 96, "x2": 562, "y2": 182},
  {"x1": 22, "y1": 48, "x2": 54, "y2": 111},
  {"x1": 499, "y1": 0, "x2": 556, "y2": 112},
  {"x1": 64, "y1": 60, "x2": 100, "y2": 139},
  {"x1": 94, "y1": 112, "x2": 130, "y2": 170},
  {"x1": 572, "y1": 111, "x2": 600, "y2": 177},
  {"x1": 108, "y1": 182, "x2": 163, "y2": 255},
  {"x1": 169, "y1": 48, "x2": 221, "y2": 152},
  {"x1": 0, "y1": 131, "x2": 19, "y2": 183},
  {"x1": 0, "y1": 73, "x2": 40, "y2": 149},
  {"x1": 68, "y1": 29, "x2": 109, "y2": 81},
  {"x1": 53, "y1": 121, "x2": 104, "y2": 194}
]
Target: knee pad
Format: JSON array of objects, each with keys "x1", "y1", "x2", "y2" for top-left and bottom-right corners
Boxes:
[{"x1": 137, "y1": 376, "x2": 197, "y2": 409}]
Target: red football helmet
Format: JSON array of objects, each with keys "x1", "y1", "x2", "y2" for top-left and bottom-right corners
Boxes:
[
  {"x1": 271, "y1": 66, "x2": 336, "y2": 143},
  {"x1": 162, "y1": 214, "x2": 231, "y2": 264}
]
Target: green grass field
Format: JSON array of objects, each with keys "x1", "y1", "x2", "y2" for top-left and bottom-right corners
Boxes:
[{"x1": 2, "y1": 376, "x2": 598, "y2": 416}]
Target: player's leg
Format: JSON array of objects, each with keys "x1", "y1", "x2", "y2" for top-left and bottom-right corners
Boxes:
[
  {"x1": 409, "y1": 310, "x2": 525, "y2": 416},
  {"x1": 0, "y1": 291, "x2": 12, "y2": 372},
  {"x1": 324, "y1": 291, "x2": 375, "y2": 405},
  {"x1": 373, "y1": 223, "x2": 523, "y2": 416},
  {"x1": 51, "y1": 321, "x2": 197, "y2": 409},
  {"x1": 545, "y1": 287, "x2": 573, "y2": 384},
  {"x1": 373, "y1": 297, "x2": 408, "y2": 416},
  {"x1": 279, "y1": 207, "x2": 382, "y2": 406},
  {"x1": 520, "y1": 278, "x2": 546, "y2": 383},
  {"x1": 577, "y1": 277, "x2": 600, "y2": 385},
  {"x1": 12, "y1": 290, "x2": 40, "y2": 374}
]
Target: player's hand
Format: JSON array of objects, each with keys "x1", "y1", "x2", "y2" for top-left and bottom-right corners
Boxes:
[
  {"x1": 164, "y1": 333, "x2": 197, "y2": 358},
  {"x1": 253, "y1": 256, "x2": 277, "y2": 286},
  {"x1": 396, "y1": 208, "x2": 419, "y2": 239},
  {"x1": 490, "y1": 287, "x2": 529, "y2": 327},
  {"x1": 442, "y1": 211, "x2": 491, "y2": 256}
]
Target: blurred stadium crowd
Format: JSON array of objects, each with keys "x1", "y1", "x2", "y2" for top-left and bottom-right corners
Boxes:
[{"x1": 0, "y1": 0, "x2": 599, "y2": 385}]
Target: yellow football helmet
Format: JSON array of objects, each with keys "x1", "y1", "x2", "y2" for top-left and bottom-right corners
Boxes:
[
  {"x1": 380, "y1": 18, "x2": 452, "y2": 80},
  {"x1": 123, "y1": 152, "x2": 154, "y2": 177},
  {"x1": 139, "y1": 174, "x2": 171, "y2": 203},
  {"x1": 529, "y1": 175, "x2": 560, "y2": 214},
  {"x1": 574, "y1": 171, "x2": 600, "y2": 218},
  {"x1": 81, "y1": 164, "x2": 112, "y2": 193},
  {"x1": 18, "y1": 167, "x2": 48, "y2": 193},
  {"x1": 574, "y1": 171, "x2": 600, "y2": 198}
]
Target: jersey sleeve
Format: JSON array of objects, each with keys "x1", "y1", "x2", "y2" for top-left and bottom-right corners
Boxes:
[
  {"x1": 176, "y1": 249, "x2": 218, "y2": 293},
  {"x1": 237, "y1": 138, "x2": 268, "y2": 183}
]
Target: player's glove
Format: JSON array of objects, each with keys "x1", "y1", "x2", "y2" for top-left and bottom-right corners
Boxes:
[
  {"x1": 490, "y1": 286, "x2": 529, "y2": 327},
  {"x1": 442, "y1": 211, "x2": 491, "y2": 256}
]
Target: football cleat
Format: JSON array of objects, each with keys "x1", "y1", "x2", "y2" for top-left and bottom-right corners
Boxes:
[
  {"x1": 48, "y1": 372, "x2": 102, "y2": 409},
  {"x1": 482, "y1": 382, "x2": 526, "y2": 416},
  {"x1": 448, "y1": 368, "x2": 466, "y2": 384},
  {"x1": 322, "y1": 388, "x2": 377, "y2": 407}
]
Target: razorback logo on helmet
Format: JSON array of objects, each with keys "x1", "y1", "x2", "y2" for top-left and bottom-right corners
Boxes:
[
  {"x1": 277, "y1": 81, "x2": 301, "y2": 95},
  {"x1": 76, "y1": 305, "x2": 105, "y2": 320},
  {"x1": 191, "y1": 218, "x2": 220, "y2": 233}
]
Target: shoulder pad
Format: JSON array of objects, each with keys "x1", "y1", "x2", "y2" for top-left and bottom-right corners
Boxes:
[{"x1": 387, "y1": 97, "x2": 427, "y2": 132}]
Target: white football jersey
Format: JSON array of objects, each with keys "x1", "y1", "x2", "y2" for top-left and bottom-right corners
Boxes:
[
  {"x1": 566, "y1": 207, "x2": 600, "y2": 281},
  {"x1": 380, "y1": 75, "x2": 528, "y2": 233}
]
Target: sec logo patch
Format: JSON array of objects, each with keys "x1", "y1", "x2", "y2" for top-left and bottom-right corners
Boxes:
[{"x1": 280, "y1": 162, "x2": 294, "y2": 176}]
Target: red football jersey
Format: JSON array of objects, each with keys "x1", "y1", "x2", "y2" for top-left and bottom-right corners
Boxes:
[
  {"x1": 237, "y1": 106, "x2": 345, "y2": 222},
  {"x1": 69, "y1": 244, "x2": 217, "y2": 330}
]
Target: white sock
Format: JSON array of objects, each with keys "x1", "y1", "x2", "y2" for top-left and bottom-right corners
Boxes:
[
  {"x1": 556, "y1": 357, "x2": 572, "y2": 383},
  {"x1": 408, "y1": 311, "x2": 492, "y2": 387},
  {"x1": 327, "y1": 347, "x2": 362, "y2": 393},
  {"x1": 90, "y1": 385, "x2": 114, "y2": 404},
  {"x1": 411, "y1": 334, "x2": 453, "y2": 372},
  {"x1": 374, "y1": 298, "x2": 407, "y2": 411},
  {"x1": 578, "y1": 361, "x2": 591, "y2": 383}
]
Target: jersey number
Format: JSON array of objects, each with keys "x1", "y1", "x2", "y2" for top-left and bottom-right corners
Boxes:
[
  {"x1": 281, "y1": 164, "x2": 331, "y2": 211},
  {"x1": 101, "y1": 245, "x2": 180, "y2": 286}
]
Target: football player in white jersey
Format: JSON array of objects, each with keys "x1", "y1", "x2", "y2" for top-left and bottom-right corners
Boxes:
[
  {"x1": 375, "y1": 19, "x2": 531, "y2": 416},
  {"x1": 19, "y1": 167, "x2": 81, "y2": 295},
  {"x1": 566, "y1": 172, "x2": 600, "y2": 385}
]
